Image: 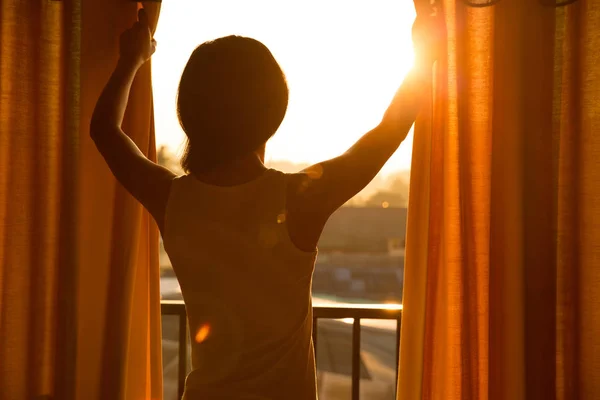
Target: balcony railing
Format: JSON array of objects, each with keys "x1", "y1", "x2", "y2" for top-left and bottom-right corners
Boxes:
[{"x1": 161, "y1": 300, "x2": 402, "y2": 400}]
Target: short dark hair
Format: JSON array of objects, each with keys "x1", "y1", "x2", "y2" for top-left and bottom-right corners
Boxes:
[{"x1": 176, "y1": 35, "x2": 289, "y2": 173}]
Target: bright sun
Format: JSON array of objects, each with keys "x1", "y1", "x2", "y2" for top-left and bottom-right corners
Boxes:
[{"x1": 152, "y1": 0, "x2": 416, "y2": 174}]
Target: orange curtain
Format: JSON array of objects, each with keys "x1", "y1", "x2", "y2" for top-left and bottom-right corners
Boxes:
[
  {"x1": 0, "y1": 1, "x2": 162, "y2": 399},
  {"x1": 0, "y1": 1, "x2": 82, "y2": 398},
  {"x1": 399, "y1": 0, "x2": 600, "y2": 399}
]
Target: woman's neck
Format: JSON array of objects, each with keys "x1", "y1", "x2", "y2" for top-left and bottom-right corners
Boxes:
[{"x1": 191, "y1": 152, "x2": 268, "y2": 187}]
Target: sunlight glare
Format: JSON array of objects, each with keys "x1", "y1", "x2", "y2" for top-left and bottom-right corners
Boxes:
[{"x1": 152, "y1": 0, "x2": 416, "y2": 174}]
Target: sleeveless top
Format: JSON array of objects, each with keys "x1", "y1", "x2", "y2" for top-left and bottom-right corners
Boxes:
[{"x1": 163, "y1": 168, "x2": 318, "y2": 400}]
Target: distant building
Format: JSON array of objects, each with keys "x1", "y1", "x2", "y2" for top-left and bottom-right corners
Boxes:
[{"x1": 318, "y1": 207, "x2": 407, "y2": 254}]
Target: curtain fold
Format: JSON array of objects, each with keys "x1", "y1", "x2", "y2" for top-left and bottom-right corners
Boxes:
[
  {"x1": 398, "y1": 0, "x2": 600, "y2": 399},
  {"x1": 0, "y1": 1, "x2": 81, "y2": 398},
  {"x1": 78, "y1": 2, "x2": 162, "y2": 399},
  {"x1": 0, "y1": 1, "x2": 162, "y2": 399}
]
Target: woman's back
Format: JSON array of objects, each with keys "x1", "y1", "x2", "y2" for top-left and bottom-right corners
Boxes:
[{"x1": 163, "y1": 169, "x2": 318, "y2": 399}]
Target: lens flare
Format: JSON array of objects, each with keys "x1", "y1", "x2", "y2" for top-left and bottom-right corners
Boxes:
[
  {"x1": 277, "y1": 213, "x2": 287, "y2": 224},
  {"x1": 195, "y1": 324, "x2": 211, "y2": 343},
  {"x1": 305, "y1": 164, "x2": 324, "y2": 180}
]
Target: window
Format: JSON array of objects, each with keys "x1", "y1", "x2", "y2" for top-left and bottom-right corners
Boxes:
[{"x1": 153, "y1": 2, "x2": 415, "y2": 398}]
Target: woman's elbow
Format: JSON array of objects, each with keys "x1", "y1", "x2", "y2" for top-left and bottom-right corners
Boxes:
[
  {"x1": 89, "y1": 118, "x2": 117, "y2": 143},
  {"x1": 89, "y1": 117, "x2": 104, "y2": 141}
]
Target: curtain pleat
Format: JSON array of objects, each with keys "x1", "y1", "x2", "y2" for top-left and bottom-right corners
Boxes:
[
  {"x1": 0, "y1": 2, "x2": 81, "y2": 399},
  {"x1": 78, "y1": 2, "x2": 162, "y2": 399}
]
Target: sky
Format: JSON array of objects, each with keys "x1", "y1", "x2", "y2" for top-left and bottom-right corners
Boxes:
[{"x1": 151, "y1": 0, "x2": 417, "y2": 174}]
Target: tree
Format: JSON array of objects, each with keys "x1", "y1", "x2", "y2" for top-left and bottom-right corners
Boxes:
[
  {"x1": 386, "y1": 172, "x2": 410, "y2": 199},
  {"x1": 364, "y1": 171, "x2": 410, "y2": 207}
]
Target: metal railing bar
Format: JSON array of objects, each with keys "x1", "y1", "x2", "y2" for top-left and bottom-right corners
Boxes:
[
  {"x1": 177, "y1": 313, "x2": 187, "y2": 400},
  {"x1": 161, "y1": 300, "x2": 186, "y2": 315},
  {"x1": 312, "y1": 316, "x2": 318, "y2": 364},
  {"x1": 315, "y1": 306, "x2": 402, "y2": 319},
  {"x1": 395, "y1": 316, "x2": 402, "y2": 397},
  {"x1": 351, "y1": 318, "x2": 361, "y2": 400},
  {"x1": 161, "y1": 300, "x2": 402, "y2": 320}
]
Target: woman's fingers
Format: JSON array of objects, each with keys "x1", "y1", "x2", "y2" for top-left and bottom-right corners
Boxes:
[{"x1": 138, "y1": 8, "x2": 149, "y2": 25}]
